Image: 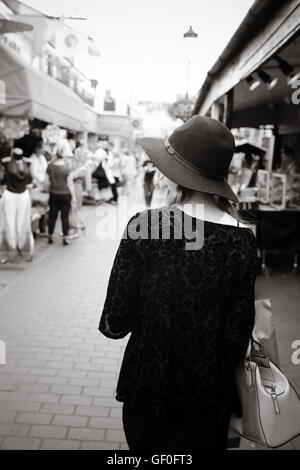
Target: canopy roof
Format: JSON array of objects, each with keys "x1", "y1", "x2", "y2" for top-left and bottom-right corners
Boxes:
[
  {"x1": 231, "y1": 32, "x2": 300, "y2": 131},
  {"x1": 193, "y1": 0, "x2": 300, "y2": 132},
  {"x1": 0, "y1": 42, "x2": 86, "y2": 132}
]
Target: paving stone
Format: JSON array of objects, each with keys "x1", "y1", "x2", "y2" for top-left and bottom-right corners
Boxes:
[
  {"x1": 105, "y1": 429, "x2": 127, "y2": 443},
  {"x1": 60, "y1": 395, "x2": 92, "y2": 406},
  {"x1": 52, "y1": 415, "x2": 88, "y2": 427},
  {"x1": 19, "y1": 383, "x2": 50, "y2": 393},
  {"x1": 101, "y1": 380, "x2": 117, "y2": 388},
  {"x1": 58, "y1": 370, "x2": 87, "y2": 379},
  {"x1": 75, "y1": 406, "x2": 110, "y2": 418},
  {"x1": 89, "y1": 417, "x2": 123, "y2": 429},
  {"x1": 110, "y1": 407, "x2": 122, "y2": 418},
  {"x1": 93, "y1": 397, "x2": 119, "y2": 407},
  {"x1": 0, "y1": 411, "x2": 16, "y2": 423},
  {"x1": 68, "y1": 378, "x2": 99, "y2": 388},
  {"x1": 120, "y1": 442, "x2": 129, "y2": 450},
  {"x1": 0, "y1": 424, "x2": 30, "y2": 437},
  {"x1": 83, "y1": 387, "x2": 114, "y2": 397},
  {"x1": 30, "y1": 425, "x2": 67, "y2": 439},
  {"x1": 50, "y1": 385, "x2": 82, "y2": 396},
  {"x1": 29, "y1": 368, "x2": 58, "y2": 377},
  {"x1": 1, "y1": 437, "x2": 41, "y2": 450},
  {"x1": 26, "y1": 393, "x2": 60, "y2": 403},
  {"x1": 38, "y1": 376, "x2": 68, "y2": 386},
  {"x1": 16, "y1": 413, "x2": 52, "y2": 425},
  {"x1": 80, "y1": 440, "x2": 120, "y2": 450},
  {"x1": 46, "y1": 361, "x2": 75, "y2": 370},
  {"x1": 88, "y1": 371, "x2": 117, "y2": 380},
  {"x1": 6, "y1": 401, "x2": 41, "y2": 413},
  {"x1": 40, "y1": 404, "x2": 75, "y2": 415},
  {"x1": 40, "y1": 439, "x2": 81, "y2": 450},
  {"x1": 68, "y1": 427, "x2": 105, "y2": 441}
]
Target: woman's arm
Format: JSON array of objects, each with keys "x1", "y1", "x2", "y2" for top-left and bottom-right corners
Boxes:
[
  {"x1": 99, "y1": 218, "x2": 141, "y2": 339},
  {"x1": 225, "y1": 230, "x2": 258, "y2": 367}
]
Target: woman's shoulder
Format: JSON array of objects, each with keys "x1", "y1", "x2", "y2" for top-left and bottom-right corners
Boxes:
[
  {"x1": 125, "y1": 207, "x2": 167, "y2": 237},
  {"x1": 230, "y1": 224, "x2": 257, "y2": 257}
]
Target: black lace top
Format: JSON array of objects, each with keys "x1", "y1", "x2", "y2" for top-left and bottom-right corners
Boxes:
[{"x1": 99, "y1": 206, "x2": 257, "y2": 431}]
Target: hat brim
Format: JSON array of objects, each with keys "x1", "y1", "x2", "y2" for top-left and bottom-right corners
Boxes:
[{"x1": 139, "y1": 137, "x2": 239, "y2": 203}]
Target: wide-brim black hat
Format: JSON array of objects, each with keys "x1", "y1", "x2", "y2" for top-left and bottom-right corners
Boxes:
[{"x1": 139, "y1": 115, "x2": 238, "y2": 203}]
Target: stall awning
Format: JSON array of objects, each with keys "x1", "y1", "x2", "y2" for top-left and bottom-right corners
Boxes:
[
  {"x1": 231, "y1": 32, "x2": 300, "y2": 131},
  {"x1": 193, "y1": 0, "x2": 300, "y2": 129},
  {"x1": 0, "y1": 42, "x2": 86, "y2": 132}
]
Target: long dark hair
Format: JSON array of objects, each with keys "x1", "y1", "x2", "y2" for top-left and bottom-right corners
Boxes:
[{"x1": 167, "y1": 184, "x2": 245, "y2": 224}]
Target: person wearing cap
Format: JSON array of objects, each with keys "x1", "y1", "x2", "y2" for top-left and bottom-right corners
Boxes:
[
  {"x1": 120, "y1": 149, "x2": 137, "y2": 196},
  {"x1": 0, "y1": 148, "x2": 34, "y2": 263},
  {"x1": 99, "y1": 116, "x2": 258, "y2": 450},
  {"x1": 142, "y1": 159, "x2": 156, "y2": 207}
]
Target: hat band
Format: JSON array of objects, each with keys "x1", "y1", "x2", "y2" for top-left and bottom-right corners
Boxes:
[{"x1": 164, "y1": 140, "x2": 225, "y2": 182}]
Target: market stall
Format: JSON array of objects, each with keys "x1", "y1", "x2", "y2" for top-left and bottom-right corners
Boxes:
[
  {"x1": 193, "y1": 0, "x2": 300, "y2": 274},
  {"x1": 0, "y1": 41, "x2": 86, "y2": 132}
]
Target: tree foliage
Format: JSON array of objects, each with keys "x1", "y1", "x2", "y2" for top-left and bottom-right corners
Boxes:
[{"x1": 167, "y1": 99, "x2": 194, "y2": 122}]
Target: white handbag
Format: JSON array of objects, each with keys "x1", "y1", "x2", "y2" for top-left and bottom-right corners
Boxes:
[{"x1": 230, "y1": 338, "x2": 300, "y2": 448}]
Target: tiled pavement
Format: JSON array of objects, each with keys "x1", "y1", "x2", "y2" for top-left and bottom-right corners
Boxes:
[
  {"x1": 0, "y1": 187, "x2": 300, "y2": 450},
  {"x1": 0, "y1": 203, "x2": 130, "y2": 450}
]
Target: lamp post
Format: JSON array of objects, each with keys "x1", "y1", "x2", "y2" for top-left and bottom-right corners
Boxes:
[{"x1": 183, "y1": 26, "x2": 198, "y2": 100}]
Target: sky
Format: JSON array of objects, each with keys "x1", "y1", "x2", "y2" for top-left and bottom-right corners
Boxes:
[{"x1": 23, "y1": 0, "x2": 253, "y2": 103}]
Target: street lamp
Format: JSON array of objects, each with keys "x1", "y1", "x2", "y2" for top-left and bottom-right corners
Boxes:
[
  {"x1": 183, "y1": 26, "x2": 198, "y2": 38},
  {"x1": 183, "y1": 26, "x2": 198, "y2": 99}
]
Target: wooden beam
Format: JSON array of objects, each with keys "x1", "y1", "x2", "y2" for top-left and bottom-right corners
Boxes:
[{"x1": 223, "y1": 89, "x2": 234, "y2": 128}]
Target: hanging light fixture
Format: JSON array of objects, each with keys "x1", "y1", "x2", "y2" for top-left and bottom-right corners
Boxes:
[
  {"x1": 257, "y1": 70, "x2": 278, "y2": 89},
  {"x1": 274, "y1": 56, "x2": 300, "y2": 86},
  {"x1": 246, "y1": 74, "x2": 260, "y2": 91},
  {"x1": 183, "y1": 26, "x2": 198, "y2": 99},
  {"x1": 183, "y1": 26, "x2": 198, "y2": 38}
]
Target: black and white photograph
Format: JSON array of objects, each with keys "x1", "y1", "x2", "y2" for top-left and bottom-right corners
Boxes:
[{"x1": 0, "y1": 0, "x2": 300, "y2": 460}]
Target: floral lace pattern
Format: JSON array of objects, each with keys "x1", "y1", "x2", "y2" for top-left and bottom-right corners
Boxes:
[{"x1": 99, "y1": 206, "x2": 258, "y2": 431}]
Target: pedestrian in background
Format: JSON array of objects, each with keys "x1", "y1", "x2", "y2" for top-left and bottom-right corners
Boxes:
[
  {"x1": 30, "y1": 138, "x2": 49, "y2": 236},
  {"x1": 111, "y1": 151, "x2": 122, "y2": 188},
  {"x1": 102, "y1": 142, "x2": 118, "y2": 205},
  {"x1": 0, "y1": 148, "x2": 34, "y2": 263},
  {"x1": 142, "y1": 160, "x2": 156, "y2": 207},
  {"x1": 45, "y1": 147, "x2": 74, "y2": 246},
  {"x1": 68, "y1": 150, "x2": 91, "y2": 237},
  {"x1": 99, "y1": 116, "x2": 257, "y2": 451},
  {"x1": 30, "y1": 138, "x2": 48, "y2": 190},
  {"x1": 121, "y1": 149, "x2": 137, "y2": 195}
]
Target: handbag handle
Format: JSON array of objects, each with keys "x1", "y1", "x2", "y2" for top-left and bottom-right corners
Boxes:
[
  {"x1": 246, "y1": 337, "x2": 279, "y2": 410},
  {"x1": 245, "y1": 337, "x2": 270, "y2": 369}
]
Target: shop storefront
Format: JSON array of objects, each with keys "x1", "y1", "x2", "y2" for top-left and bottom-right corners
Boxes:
[
  {"x1": 0, "y1": 40, "x2": 101, "y2": 235},
  {"x1": 193, "y1": 0, "x2": 300, "y2": 274},
  {"x1": 0, "y1": 41, "x2": 87, "y2": 132}
]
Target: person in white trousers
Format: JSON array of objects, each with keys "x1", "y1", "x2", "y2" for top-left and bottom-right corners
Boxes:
[{"x1": 0, "y1": 149, "x2": 34, "y2": 263}]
